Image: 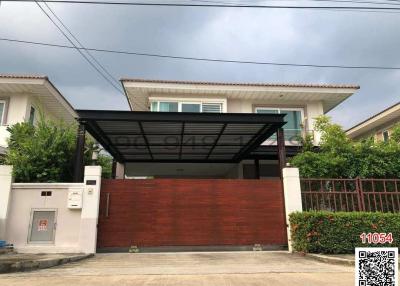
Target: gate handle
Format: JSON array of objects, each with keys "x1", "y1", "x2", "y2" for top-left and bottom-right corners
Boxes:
[{"x1": 105, "y1": 193, "x2": 110, "y2": 218}]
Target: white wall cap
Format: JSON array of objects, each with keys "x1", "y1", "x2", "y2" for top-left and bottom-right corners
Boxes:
[
  {"x1": 84, "y1": 166, "x2": 102, "y2": 177},
  {"x1": 0, "y1": 165, "x2": 13, "y2": 176},
  {"x1": 12, "y1": 183, "x2": 84, "y2": 189},
  {"x1": 282, "y1": 167, "x2": 299, "y2": 177}
]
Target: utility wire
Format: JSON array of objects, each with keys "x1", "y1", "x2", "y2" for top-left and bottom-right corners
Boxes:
[
  {"x1": 4, "y1": 0, "x2": 400, "y2": 11},
  {"x1": 188, "y1": 0, "x2": 400, "y2": 13},
  {"x1": 190, "y1": 0, "x2": 400, "y2": 6},
  {"x1": 34, "y1": 1, "x2": 124, "y2": 93},
  {"x1": 189, "y1": 0, "x2": 400, "y2": 4},
  {"x1": 41, "y1": 1, "x2": 121, "y2": 87},
  {"x1": 2, "y1": 37, "x2": 400, "y2": 70}
]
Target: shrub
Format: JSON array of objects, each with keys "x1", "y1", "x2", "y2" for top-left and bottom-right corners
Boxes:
[
  {"x1": 289, "y1": 211, "x2": 400, "y2": 254},
  {"x1": 6, "y1": 118, "x2": 75, "y2": 182},
  {"x1": 5, "y1": 116, "x2": 112, "y2": 182},
  {"x1": 291, "y1": 116, "x2": 400, "y2": 178}
]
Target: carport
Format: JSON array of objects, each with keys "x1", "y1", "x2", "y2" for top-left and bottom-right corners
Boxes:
[
  {"x1": 72, "y1": 110, "x2": 288, "y2": 181},
  {"x1": 72, "y1": 110, "x2": 289, "y2": 250}
]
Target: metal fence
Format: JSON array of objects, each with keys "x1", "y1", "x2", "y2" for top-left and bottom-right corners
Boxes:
[{"x1": 301, "y1": 178, "x2": 400, "y2": 212}]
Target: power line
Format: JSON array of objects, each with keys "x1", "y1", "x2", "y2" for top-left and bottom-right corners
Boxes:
[
  {"x1": 188, "y1": 0, "x2": 400, "y2": 13},
  {"x1": 4, "y1": 0, "x2": 400, "y2": 11},
  {"x1": 2, "y1": 37, "x2": 400, "y2": 70},
  {"x1": 41, "y1": 1, "x2": 121, "y2": 87},
  {"x1": 34, "y1": 1, "x2": 124, "y2": 93},
  {"x1": 190, "y1": 0, "x2": 400, "y2": 6}
]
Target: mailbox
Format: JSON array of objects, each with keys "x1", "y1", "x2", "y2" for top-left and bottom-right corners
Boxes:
[{"x1": 67, "y1": 189, "x2": 83, "y2": 209}]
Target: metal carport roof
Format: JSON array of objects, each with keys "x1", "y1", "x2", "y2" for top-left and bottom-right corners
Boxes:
[{"x1": 76, "y1": 110, "x2": 286, "y2": 163}]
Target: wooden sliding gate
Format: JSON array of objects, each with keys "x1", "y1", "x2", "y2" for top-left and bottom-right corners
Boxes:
[{"x1": 97, "y1": 179, "x2": 287, "y2": 249}]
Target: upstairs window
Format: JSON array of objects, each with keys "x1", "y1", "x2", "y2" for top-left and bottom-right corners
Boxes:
[
  {"x1": 28, "y1": 106, "x2": 36, "y2": 125},
  {"x1": 159, "y1": 102, "x2": 178, "y2": 112},
  {"x1": 202, "y1": 103, "x2": 222, "y2": 113},
  {"x1": 0, "y1": 100, "x2": 5, "y2": 125},
  {"x1": 255, "y1": 107, "x2": 303, "y2": 141},
  {"x1": 182, "y1": 103, "x2": 201, "y2": 113},
  {"x1": 150, "y1": 101, "x2": 222, "y2": 113}
]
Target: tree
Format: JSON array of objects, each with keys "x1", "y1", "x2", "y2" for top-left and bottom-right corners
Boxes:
[
  {"x1": 290, "y1": 116, "x2": 400, "y2": 178},
  {"x1": 5, "y1": 116, "x2": 112, "y2": 182}
]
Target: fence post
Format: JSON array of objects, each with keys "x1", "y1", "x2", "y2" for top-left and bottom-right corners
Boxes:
[
  {"x1": 282, "y1": 167, "x2": 303, "y2": 252},
  {"x1": 79, "y1": 166, "x2": 102, "y2": 253},
  {"x1": 356, "y1": 177, "x2": 365, "y2": 211},
  {"x1": 0, "y1": 166, "x2": 13, "y2": 240}
]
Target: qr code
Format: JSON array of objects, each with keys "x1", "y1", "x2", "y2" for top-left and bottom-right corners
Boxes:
[{"x1": 356, "y1": 248, "x2": 398, "y2": 286}]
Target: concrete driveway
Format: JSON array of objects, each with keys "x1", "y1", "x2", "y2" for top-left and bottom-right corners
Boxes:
[{"x1": 0, "y1": 251, "x2": 354, "y2": 286}]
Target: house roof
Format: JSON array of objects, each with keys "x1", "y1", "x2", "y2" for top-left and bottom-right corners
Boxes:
[
  {"x1": 0, "y1": 74, "x2": 77, "y2": 122},
  {"x1": 121, "y1": 78, "x2": 360, "y2": 113},
  {"x1": 0, "y1": 74, "x2": 48, "y2": 80},
  {"x1": 121, "y1": 78, "x2": 360, "y2": 89},
  {"x1": 346, "y1": 101, "x2": 400, "y2": 139}
]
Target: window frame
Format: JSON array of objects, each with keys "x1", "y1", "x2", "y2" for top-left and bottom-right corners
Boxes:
[
  {"x1": 254, "y1": 107, "x2": 305, "y2": 142},
  {"x1": 180, "y1": 101, "x2": 202, "y2": 112},
  {"x1": 0, "y1": 100, "x2": 6, "y2": 126},
  {"x1": 28, "y1": 105, "x2": 36, "y2": 125},
  {"x1": 150, "y1": 99, "x2": 224, "y2": 113},
  {"x1": 201, "y1": 102, "x2": 223, "y2": 113},
  {"x1": 254, "y1": 107, "x2": 305, "y2": 129}
]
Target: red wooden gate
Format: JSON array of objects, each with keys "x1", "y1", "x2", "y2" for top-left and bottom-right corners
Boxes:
[{"x1": 97, "y1": 179, "x2": 287, "y2": 249}]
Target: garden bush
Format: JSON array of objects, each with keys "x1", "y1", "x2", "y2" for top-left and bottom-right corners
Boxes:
[
  {"x1": 290, "y1": 116, "x2": 400, "y2": 178},
  {"x1": 5, "y1": 115, "x2": 112, "y2": 182},
  {"x1": 289, "y1": 211, "x2": 400, "y2": 254}
]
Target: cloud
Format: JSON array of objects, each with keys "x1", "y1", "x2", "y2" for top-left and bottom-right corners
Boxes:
[{"x1": 0, "y1": 2, "x2": 399, "y2": 128}]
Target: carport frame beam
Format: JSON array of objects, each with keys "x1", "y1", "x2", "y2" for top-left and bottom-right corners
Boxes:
[{"x1": 73, "y1": 122, "x2": 86, "y2": 182}]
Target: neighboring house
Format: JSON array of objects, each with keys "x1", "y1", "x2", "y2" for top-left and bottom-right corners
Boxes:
[
  {"x1": 78, "y1": 79, "x2": 359, "y2": 179},
  {"x1": 346, "y1": 101, "x2": 400, "y2": 142},
  {"x1": 0, "y1": 75, "x2": 77, "y2": 154}
]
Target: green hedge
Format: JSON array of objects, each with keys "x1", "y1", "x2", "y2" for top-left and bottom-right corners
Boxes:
[{"x1": 289, "y1": 211, "x2": 400, "y2": 254}]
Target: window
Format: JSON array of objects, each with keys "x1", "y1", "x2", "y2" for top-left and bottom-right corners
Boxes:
[
  {"x1": 28, "y1": 106, "x2": 36, "y2": 125},
  {"x1": 182, "y1": 103, "x2": 201, "y2": 113},
  {"x1": 150, "y1": 101, "x2": 223, "y2": 113},
  {"x1": 383, "y1": 130, "x2": 390, "y2": 142},
  {"x1": 255, "y1": 107, "x2": 303, "y2": 141},
  {"x1": 202, "y1": 103, "x2": 222, "y2": 113},
  {"x1": 0, "y1": 100, "x2": 5, "y2": 125}
]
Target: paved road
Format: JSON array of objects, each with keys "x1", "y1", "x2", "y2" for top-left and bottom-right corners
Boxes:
[{"x1": 0, "y1": 251, "x2": 354, "y2": 286}]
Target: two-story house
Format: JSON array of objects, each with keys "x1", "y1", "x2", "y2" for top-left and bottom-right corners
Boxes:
[
  {"x1": 346, "y1": 101, "x2": 400, "y2": 142},
  {"x1": 76, "y1": 79, "x2": 359, "y2": 180},
  {"x1": 0, "y1": 75, "x2": 77, "y2": 155}
]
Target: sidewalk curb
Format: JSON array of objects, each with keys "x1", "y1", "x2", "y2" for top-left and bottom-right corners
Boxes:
[
  {"x1": 0, "y1": 253, "x2": 94, "y2": 273},
  {"x1": 305, "y1": 253, "x2": 354, "y2": 266}
]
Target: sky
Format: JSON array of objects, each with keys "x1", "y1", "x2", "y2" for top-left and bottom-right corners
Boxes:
[{"x1": 0, "y1": 1, "x2": 399, "y2": 129}]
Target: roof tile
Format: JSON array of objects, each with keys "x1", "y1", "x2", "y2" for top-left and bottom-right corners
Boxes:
[{"x1": 121, "y1": 78, "x2": 360, "y2": 89}]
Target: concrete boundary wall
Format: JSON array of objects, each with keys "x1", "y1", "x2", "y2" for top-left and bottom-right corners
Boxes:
[
  {"x1": 1, "y1": 166, "x2": 101, "y2": 254},
  {"x1": 2, "y1": 165, "x2": 302, "y2": 254}
]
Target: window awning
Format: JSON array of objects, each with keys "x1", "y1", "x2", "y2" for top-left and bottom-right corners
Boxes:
[{"x1": 76, "y1": 110, "x2": 286, "y2": 163}]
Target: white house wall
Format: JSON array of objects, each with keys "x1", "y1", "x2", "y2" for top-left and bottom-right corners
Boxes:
[
  {"x1": 133, "y1": 92, "x2": 325, "y2": 136},
  {"x1": 0, "y1": 93, "x2": 29, "y2": 148},
  {"x1": 0, "y1": 93, "x2": 64, "y2": 149}
]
